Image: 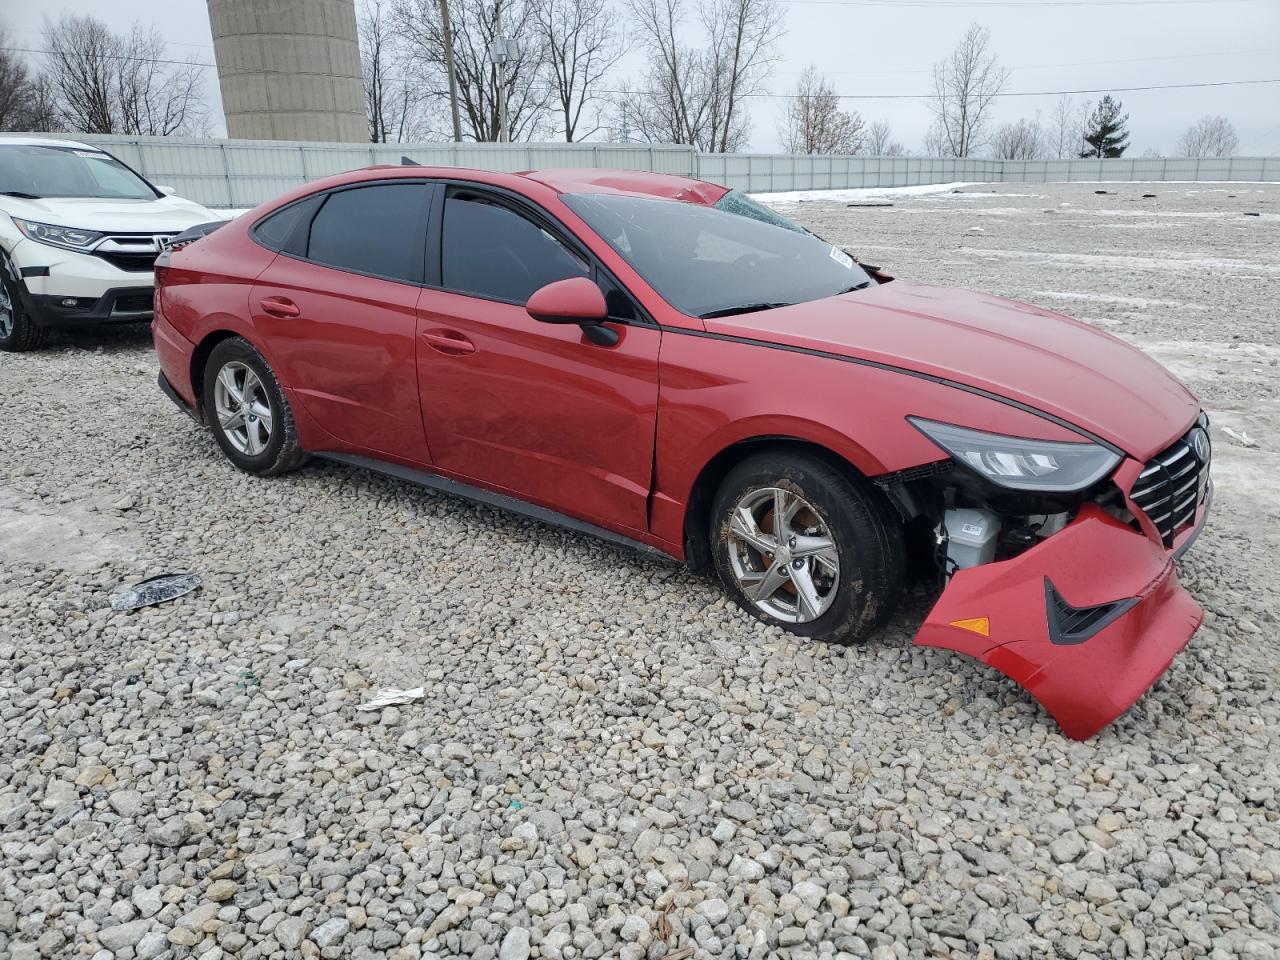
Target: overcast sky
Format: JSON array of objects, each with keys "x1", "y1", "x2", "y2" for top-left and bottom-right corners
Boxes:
[{"x1": 5, "y1": 0, "x2": 1279, "y2": 154}]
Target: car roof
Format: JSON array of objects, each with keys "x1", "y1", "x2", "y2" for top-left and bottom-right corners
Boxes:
[
  {"x1": 518, "y1": 168, "x2": 730, "y2": 205},
  {"x1": 0, "y1": 135, "x2": 98, "y2": 151}
]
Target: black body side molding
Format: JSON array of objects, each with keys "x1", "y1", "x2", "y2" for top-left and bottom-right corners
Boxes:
[{"x1": 317, "y1": 453, "x2": 676, "y2": 563}]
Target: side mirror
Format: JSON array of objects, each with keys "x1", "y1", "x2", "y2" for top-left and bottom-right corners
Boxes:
[
  {"x1": 156, "y1": 185, "x2": 177, "y2": 196},
  {"x1": 526, "y1": 277, "x2": 618, "y2": 346}
]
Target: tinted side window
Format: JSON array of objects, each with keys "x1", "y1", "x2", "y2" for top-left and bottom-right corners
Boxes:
[
  {"x1": 442, "y1": 194, "x2": 588, "y2": 303},
  {"x1": 253, "y1": 195, "x2": 322, "y2": 253},
  {"x1": 306, "y1": 184, "x2": 426, "y2": 282}
]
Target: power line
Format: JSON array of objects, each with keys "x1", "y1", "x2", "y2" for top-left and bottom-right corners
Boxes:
[
  {"x1": 782, "y1": 0, "x2": 1269, "y2": 7},
  {"x1": 7, "y1": 45, "x2": 1278, "y2": 102},
  {"x1": 771, "y1": 46, "x2": 1280, "y2": 76},
  {"x1": 599, "y1": 78, "x2": 1280, "y2": 100}
]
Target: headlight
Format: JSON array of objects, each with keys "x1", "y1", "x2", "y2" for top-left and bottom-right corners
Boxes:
[
  {"x1": 13, "y1": 219, "x2": 105, "y2": 252},
  {"x1": 909, "y1": 417, "x2": 1121, "y2": 492}
]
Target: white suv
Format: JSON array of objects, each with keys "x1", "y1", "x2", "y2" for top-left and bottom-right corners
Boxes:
[{"x1": 0, "y1": 136, "x2": 221, "y2": 351}]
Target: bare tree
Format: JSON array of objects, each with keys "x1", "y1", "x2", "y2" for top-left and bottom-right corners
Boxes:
[
  {"x1": 393, "y1": 0, "x2": 552, "y2": 141},
  {"x1": 115, "y1": 24, "x2": 207, "y2": 136},
  {"x1": 701, "y1": 0, "x2": 782, "y2": 152},
  {"x1": 1177, "y1": 114, "x2": 1239, "y2": 158},
  {"x1": 537, "y1": 0, "x2": 623, "y2": 141},
  {"x1": 926, "y1": 22, "x2": 1009, "y2": 158},
  {"x1": 991, "y1": 117, "x2": 1044, "y2": 159},
  {"x1": 1049, "y1": 94, "x2": 1090, "y2": 159},
  {"x1": 0, "y1": 38, "x2": 61, "y2": 133},
  {"x1": 866, "y1": 118, "x2": 904, "y2": 156},
  {"x1": 41, "y1": 14, "x2": 206, "y2": 135},
  {"x1": 615, "y1": 0, "x2": 781, "y2": 151},
  {"x1": 779, "y1": 65, "x2": 865, "y2": 155},
  {"x1": 361, "y1": 0, "x2": 429, "y2": 142}
]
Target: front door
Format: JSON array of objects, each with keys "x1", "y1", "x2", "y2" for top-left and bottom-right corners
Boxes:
[{"x1": 415, "y1": 187, "x2": 660, "y2": 534}]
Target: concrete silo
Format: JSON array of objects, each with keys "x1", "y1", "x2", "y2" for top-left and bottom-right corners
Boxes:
[{"x1": 206, "y1": 0, "x2": 368, "y2": 142}]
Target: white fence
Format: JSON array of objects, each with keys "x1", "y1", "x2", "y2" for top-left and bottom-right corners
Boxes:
[{"x1": 47, "y1": 134, "x2": 1280, "y2": 208}]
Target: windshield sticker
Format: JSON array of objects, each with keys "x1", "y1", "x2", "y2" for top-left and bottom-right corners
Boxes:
[{"x1": 829, "y1": 245, "x2": 854, "y2": 269}]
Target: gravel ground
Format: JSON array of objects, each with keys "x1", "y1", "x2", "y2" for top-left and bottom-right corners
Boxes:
[{"x1": 2, "y1": 181, "x2": 1278, "y2": 960}]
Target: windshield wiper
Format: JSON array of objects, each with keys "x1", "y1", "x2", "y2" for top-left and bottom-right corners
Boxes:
[
  {"x1": 836, "y1": 281, "x2": 872, "y2": 294},
  {"x1": 0, "y1": 190, "x2": 41, "y2": 199},
  {"x1": 700, "y1": 301, "x2": 794, "y2": 319}
]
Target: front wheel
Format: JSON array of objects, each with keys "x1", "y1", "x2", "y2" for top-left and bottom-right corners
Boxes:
[
  {"x1": 710, "y1": 451, "x2": 905, "y2": 644},
  {"x1": 0, "y1": 271, "x2": 47, "y2": 352},
  {"x1": 202, "y1": 337, "x2": 306, "y2": 475}
]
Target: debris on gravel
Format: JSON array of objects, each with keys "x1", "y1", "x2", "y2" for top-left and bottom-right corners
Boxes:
[{"x1": 1, "y1": 182, "x2": 1278, "y2": 959}]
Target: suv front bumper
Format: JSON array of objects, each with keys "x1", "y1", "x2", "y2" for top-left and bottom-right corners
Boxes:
[{"x1": 26, "y1": 287, "x2": 155, "y2": 328}]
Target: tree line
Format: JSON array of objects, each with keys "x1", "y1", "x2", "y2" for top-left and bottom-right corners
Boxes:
[{"x1": 0, "y1": 9, "x2": 1249, "y2": 158}]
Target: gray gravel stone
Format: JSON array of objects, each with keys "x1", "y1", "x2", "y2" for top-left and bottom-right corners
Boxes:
[{"x1": 2, "y1": 182, "x2": 1278, "y2": 960}]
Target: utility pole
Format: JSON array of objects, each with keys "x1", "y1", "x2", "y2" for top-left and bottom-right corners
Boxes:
[
  {"x1": 487, "y1": 17, "x2": 517, "y2": 143},
  {"x1": 439, "y1": 0, "x2": 463, "y2": 142}
]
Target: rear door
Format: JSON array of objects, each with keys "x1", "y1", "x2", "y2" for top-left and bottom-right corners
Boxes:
[
  {"x1": 249, "y1": 181, "x2": 433, "y2": 464},
  {"x1": 415, "y1": 185, "x2": 661, "y2": 534}
]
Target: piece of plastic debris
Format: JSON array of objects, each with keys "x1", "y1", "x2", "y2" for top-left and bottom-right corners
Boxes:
[
  {"x1": 1244, "y1": 211, "x2": 1261, "y2": 217},
  {"x1": 845, "y1": 201, "x2": 893, "y2": 208},
  {"x1": 967, "y1": 226, "x2": 985, "y2": 233},
  {"x1": 110, "y1": 573, "x2": 201, "y2": 611},
  {"x1": 1221, "y1": 426, "x2": 1259, "y2": 448},
  {"x1": 357, "y1": 687, "x2": 425, "y2": 710},
  {"x1": 509, "y1": 800, "x2": 523, "y2": 810}
]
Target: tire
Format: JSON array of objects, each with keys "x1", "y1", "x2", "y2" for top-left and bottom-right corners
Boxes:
[
  {"x1": 0, "y1": 269, "x2": 48, "y2": 352},
  {"x1": 201, "y1": 337, "x2": 306, "y2": 476},
  {"x1": 710, "y1": 451, "x2": 905, "y2": 644}
]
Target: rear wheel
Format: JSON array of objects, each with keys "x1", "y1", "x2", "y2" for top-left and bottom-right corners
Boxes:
[
  {"x1": 0, "y1": 271, "x2": 47, "y2": 352},
  {"x1": 202, "y1": 337, "x2": 305, "y2": 475},
  {"x1": 710, "y1": 451, "x2": 904, "y2": 644}
]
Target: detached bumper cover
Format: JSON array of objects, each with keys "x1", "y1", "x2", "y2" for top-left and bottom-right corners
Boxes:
[{"x1": 915, "y1": 501, "x2": 1206, "y2": 740}]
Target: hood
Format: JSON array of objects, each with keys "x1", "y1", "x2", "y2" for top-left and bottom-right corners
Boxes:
[
  {"x1": 708, "y1": 281, "x2": 1197, "y2": 460},
  {"x1": 2, "y1": 195, "x2": 217, "y2": 233}
]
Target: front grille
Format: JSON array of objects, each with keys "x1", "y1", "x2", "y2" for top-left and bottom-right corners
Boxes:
[
  {"x1": 93, "y1": 250, "x2": 159, "y2": 272},
  {"x1": 1129, "y1": 421, "x2": 1211, "y2": 547}
]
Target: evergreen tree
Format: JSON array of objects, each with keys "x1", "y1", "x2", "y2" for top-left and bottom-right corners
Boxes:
[{"x1": 1079, "y1": 95, "x2": 1129, "y2": 158}]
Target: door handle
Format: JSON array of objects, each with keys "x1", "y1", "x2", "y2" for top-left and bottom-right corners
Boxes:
[
  {"x1": 422, "y1": 331, "x2": 476, "y2": 355},
  {"x1": 259, "y1": 296, "x2": 300, "y2": 318}
]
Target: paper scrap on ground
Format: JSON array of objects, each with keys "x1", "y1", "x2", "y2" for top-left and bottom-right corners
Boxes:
[
  {"x1": 1222, "y1": 426, "x2": 1259, "y2": 448},
  {"x1": 358, "y1": 687, "x2": 425, "y2": 710}
]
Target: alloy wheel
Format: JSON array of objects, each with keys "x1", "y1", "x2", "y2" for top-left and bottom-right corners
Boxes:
[
  {"x1": 213, "y1": 360, "x2": 273, "y2": 456},
  {"x1": 726, "y1": 486, "x2": 841, "y2": 623},
  {"x1": 0, "y1": 284, "x2": 13, "y2": 341}
]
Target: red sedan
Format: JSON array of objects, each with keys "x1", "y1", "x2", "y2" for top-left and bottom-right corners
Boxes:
[{"x1": 152, "y1": 166, "x2": 1210, "y2": 739}]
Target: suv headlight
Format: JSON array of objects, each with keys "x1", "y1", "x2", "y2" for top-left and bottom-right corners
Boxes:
[
  {"x1": 13, "y1": 219, "x2": 105, "y2": 252},
  {"x1": 909, "y1": 417, "x2": 1121, "y2": 492}
]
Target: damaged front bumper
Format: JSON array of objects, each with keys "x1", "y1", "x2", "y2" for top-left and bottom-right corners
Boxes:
[{"x1": 914, "y1": 491, "x2": 1209, "y2": 740}]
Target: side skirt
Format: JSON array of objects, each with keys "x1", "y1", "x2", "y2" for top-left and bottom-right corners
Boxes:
[{"x1": 316, "y1": 452, "x2": 678, "y2": 564}]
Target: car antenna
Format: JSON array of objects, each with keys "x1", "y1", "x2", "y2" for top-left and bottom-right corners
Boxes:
[{"x1": 401, "y1": 156, "x2": 422, "y2": 166}]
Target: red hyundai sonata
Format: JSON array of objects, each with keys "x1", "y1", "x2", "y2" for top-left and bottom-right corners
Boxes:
[{"x1": 152, "y1": 166, "x2": 1210, "y2": 739}]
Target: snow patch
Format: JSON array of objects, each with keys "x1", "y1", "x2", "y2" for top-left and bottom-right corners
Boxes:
[
  {"x1": 0, "y1": 490, "x2": 140, "y2": 574},
  {"x1": 753, "y1": 182, "x2": 982, "y2": 204}
]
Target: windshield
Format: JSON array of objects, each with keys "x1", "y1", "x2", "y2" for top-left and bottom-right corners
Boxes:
[
  {"x1": 562, "y1": 192, "x2": 871, "y2": 318},
  {"x1": 0, "y1": 144, "x2": 158, "y2": 200},
  {"x1": 713, "y1": 189, "x2": 811, "y2": 235}
]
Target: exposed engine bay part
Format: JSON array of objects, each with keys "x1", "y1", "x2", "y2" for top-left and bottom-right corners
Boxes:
[{"x1": 941, "y1": 507, "x2": 1001, "y2": 571}]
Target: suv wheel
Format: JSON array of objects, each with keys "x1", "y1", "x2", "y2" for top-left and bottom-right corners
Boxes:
[
  {"x1": 710, "y1": 451, "x2": 905, "y2": 644},
  {"x1": 0, "y1": 271, "x2": 48, "y2": 352},
  {"x1": 202, "y1": 337, "x2": 306, "y2": 475}
]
